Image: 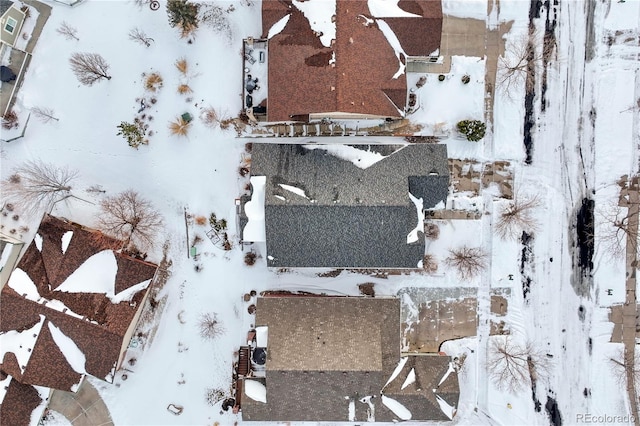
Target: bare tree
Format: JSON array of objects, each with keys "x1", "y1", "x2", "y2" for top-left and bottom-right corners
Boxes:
[
  {"x1": 497, "y1": 32, "x2": 555, "y2": 98},
  {"x1": 2, "y1": 160, "x2": 80, "y2": 216},
  {"x1": 97, "y1": 190, "x2": 163, "y2": 250},
  {"x1": 445, "y1": 246, "x2": 487, "y2": 279},
  {"x1": 128, "y1": 27, "x2": 154, "y2": 47},
  {"x1": 487, "y1": 336, "x2": 552, "y2": 393},
  {"x1": 597, "y1": 202, "x2": 640, "y2": 260},
  {"x1": 198, "y1": 312, "x2": 224, "y2": 339},
  {"x1": 69, "y1": 52, "x2": 112, "y2": 86},
  {"x1": 610, "y1": 347, "x2": 640, "y2": 390},
  {"x1": 495, "y1": 195, "x2": 541, "y2": 240},
  {"x1": 57, "y1": 21, "x2": 79, "y2": 41},
  {"x1": 31, "y1": 106, "x2": 59, "y2": 123},
  {"x1": 133, "y1": 0, "x2": 151, "y2": 8}
]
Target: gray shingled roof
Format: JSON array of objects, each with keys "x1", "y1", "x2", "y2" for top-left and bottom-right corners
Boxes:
[
  {"x1": 248, "y1": 143, "x2": 449, "y2": 268},
  {"x1": 241, "y1": 297, "x2": 460, "y2": 422},
  {"x1": 0, "y1": 1, "x2": 13, "y2": 17}
]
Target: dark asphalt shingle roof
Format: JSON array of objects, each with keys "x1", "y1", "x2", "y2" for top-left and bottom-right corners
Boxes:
[
  {"x1": 0, "y1": 1, "x2": 13, "y2": 17},
  {"x1": 249, "y1": 143, "x2": 449, "y2": 268}
]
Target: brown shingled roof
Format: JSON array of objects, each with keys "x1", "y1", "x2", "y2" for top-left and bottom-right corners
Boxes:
[
  {"x1": 263, "y1": 0, "x2": 443, "y2": 122},
  {"x1": 0, "y1": 375, "x2": 45, "y2": 426},
  {"x1": 0, "y1": 215, "x2": 158, "y2": 393},
  {"x1": 242, "y1": 296, "x2": 459, "y2": 422}
]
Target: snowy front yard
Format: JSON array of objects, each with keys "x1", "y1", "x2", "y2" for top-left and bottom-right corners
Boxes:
[{"x1": 0, "y1": 0, "x2": 638, "y2": 425}]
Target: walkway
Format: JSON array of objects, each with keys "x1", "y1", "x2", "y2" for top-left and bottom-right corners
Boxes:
[
  {"x1": 622, "y1": 175, "x2": 639, "y2": 423},
  {"x1": 48, "y1": 379, "x2": 114, "y2": 426}
]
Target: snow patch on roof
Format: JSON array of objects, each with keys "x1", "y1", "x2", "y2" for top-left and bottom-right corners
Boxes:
[
  {"x1": 407, "y1": 192, "x2": 424, "y2": 244},
  {"x1": 435, "y1": 394, "x2": 455, "y2": 420},
  {"x1": 303, "y1": 144, "x2": 398, "y2": 169},
  {"x1": 279, "y1": 183, "x2": 310, "y2": 199},
  {"x1": 245, "y1": 379, "x2": 267, "y2": 403},
  {"x1": 358, "y1": 14, "x2": 375, "y2": 26},
  {"x1": 243, "y1": 176, "x2": 267, "y2": 242},
  {"x1": 42, "y1": 299, "x2": 86, "y2": 321},
  {"x1": 268, "y1": 13, "x2": 291, "y2": 39},
  {"x1": 7, "y1": 268, "x2": 89, "y2": 320},
  {"x1": 0, "y1": 314, "x2": 45, "y2": 374},
  {"x1": 256, "y1": 325, "x2": 268, "y2": 347},
  {"x1": 61, "y1": 231, "x2": 73, "y2": 254},
  {"x1": 381, "y1": 395, "x2": 412, "y2": 420},
  {"x1": 292, "y1": 0, "x2": 336, "y2": 48},
  {"x1": 55, "y1": 249, "x2": 118, "y2": 297},
  {"x1": 401, "y1": 367, "x2": 416, "y2": 390},
  {"x1": 376, "y1": 19, "x2": 406, "y2": 78},
  {"x1": 48, "y1": 321, "x2": 87, "y2": 379},
  {"x1": 438, "y1": 361, "x2": 456, "y2": 386},
  {"x1": 34, "y1": 233, "x2": 43, "y2": 252},
  {"x1": 360, "y1": 395, "x2": 375, "y2": 421},
  {"x1": 368, "y1": 0, "x2": 422, "y2": 17},
  {"x1": 7, "y1": 268, "x2": 40, "y2": 300},
  {"x1": 383, "y1": 356, "x2": 407, "y2": 389},
  {"x1": 112, "y1": 279, "x2": 152, "y2": 304},
  {"x1": 348, "y1": 398, "x2": 355, "y2": 421}
]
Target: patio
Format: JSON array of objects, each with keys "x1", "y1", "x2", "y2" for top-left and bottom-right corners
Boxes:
[{"x1": 242, "y1": 38, "x2": 268, "y2": 123}]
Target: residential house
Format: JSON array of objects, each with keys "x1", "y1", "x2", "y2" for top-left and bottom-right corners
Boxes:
[
  {"x1": 0, "y1": 214, "x2": 158, "y2": 426},
  {"x1": 0, "y1": 232, "x2": 24, "y2": 288},
  {"x1": 241, "y1": 143, "x2": 449, "y2": 268},
  {"x1": 0, "y1": 0, "x2": 25, "y2": 49},
  {"x1": 239, "y1": 296, "x2": 459, "y2": 422},
  {"x1": 258, "y1": 0, "x2": 442, "y2": 122}
]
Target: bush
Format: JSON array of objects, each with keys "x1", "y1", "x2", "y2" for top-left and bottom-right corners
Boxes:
[
  {"x1": 194, "y1": 215, "x2": 207, "y2": 225},
  {"x1": 167, "y1": 0, "x2": 200, "y2": 38},
  {"x1": 117, "y1": 121, "x2": 147, "y2": 149},
  {"x1": 144, "y1": 72, "x2": 163, "y2": 92},
  {"x1": 201, "y1": 107, "x2": 218, "y2": 128},
  {"x1": 244, "y1": 251, "x2": 257, "y2": 266},
  {"x1": 457, "y1": 119, "x2": 486, "y2": 142},
  {"x1": 358, "y1": 283, "x2": 375, "y2": 297},
  {"x1": 205, "y1": 388, "x2": 226, "y2": 406},
  {"x1": 209, "y1": 213, "x2": 227, "y2": 232},
  {"x1": 2, "y1": 110, "x2": 19, "y2": 130},
  {"x1": 424, "y1": 222, "x2": 440, "y2": 239},
  {"x1": 168, "y1": 117, "x2": 191, "y2": 136},
  {"x1": 175, "y1": 57, "x2": 188, "y2": 75},
  {"x1": 177, "y1": 84, "x2": 192, "y2": 94},
  {"x1": 422, "y1": 254, "x2": 438, "y2": 273},
  {"x1": 461, "y1": 74, "x2": 470, "y2": 84}
]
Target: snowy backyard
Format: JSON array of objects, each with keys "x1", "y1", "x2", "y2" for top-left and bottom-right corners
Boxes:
[{"x1": 1, "y1": 0, "x2": 640, "y2": 425}]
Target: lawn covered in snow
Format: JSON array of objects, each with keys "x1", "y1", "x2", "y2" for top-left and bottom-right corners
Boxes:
[{"x1": 0, "y1": 0, "x2": 637, "y2": 425}]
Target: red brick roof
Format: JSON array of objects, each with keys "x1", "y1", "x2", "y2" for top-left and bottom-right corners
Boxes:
[
  {"x1": 0, "y1": 215, "x2": 157, "y2": 392},
  {"x1": 262, "y1": 0, "x2": 442, "y2": 122}
]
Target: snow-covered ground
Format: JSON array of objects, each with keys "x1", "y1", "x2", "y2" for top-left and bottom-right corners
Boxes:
[{"x1": 1, "y1": 0, "x2": 638, "y2": 425}]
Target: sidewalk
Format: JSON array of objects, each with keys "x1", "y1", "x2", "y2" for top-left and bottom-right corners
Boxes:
[{"x1": 48, "y1": 379, "x2": 114, "y2": 426}]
